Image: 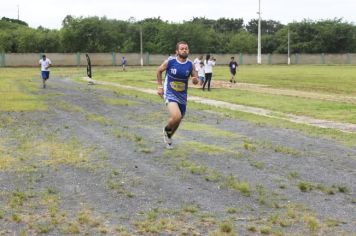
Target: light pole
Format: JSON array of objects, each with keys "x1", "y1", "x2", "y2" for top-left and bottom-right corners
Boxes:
[
  {"x1": 257, "y1": 0, "x2": 262, "y2": 64},
  {"x1": 287, "y1": 28, "x2": 291, "y2": 65},
  {"x1": 140, "y1": 25, "x2": 143, "y2": 66},
  {"x1": 17, "y1": 5, "x2": 20, "y2": 20}
]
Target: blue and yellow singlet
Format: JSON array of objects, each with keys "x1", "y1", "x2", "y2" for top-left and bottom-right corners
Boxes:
[{"x1": 164, "y1": 56, "x2": 193, "y2": 105}]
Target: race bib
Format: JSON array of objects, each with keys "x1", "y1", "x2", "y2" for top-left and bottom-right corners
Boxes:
[{"x1": 170, "y1": 81, "x2": 185, "y2": 92}]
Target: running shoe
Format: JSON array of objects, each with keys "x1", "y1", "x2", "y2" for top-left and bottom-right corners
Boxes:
[
  {"x1": 166, "y1": 143, "x2": 173, "y2": 149},
  {"x1": 163, "y1": 127, "x2": 172, "y2": 145}
]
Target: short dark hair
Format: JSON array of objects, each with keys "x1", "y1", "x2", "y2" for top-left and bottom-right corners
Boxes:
[
  {"x1": 42, "y1": 54, "x2": 46, "y2": 57},
  {"x1": 176, "y1": 41, "x2": 188, "y2": 50},
  {"x1": 231, "y1": 57, "x2": 234, "y2": 59}
]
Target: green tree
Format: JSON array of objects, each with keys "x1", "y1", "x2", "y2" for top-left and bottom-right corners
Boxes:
[
  {"x1": 278, "y1": 19, "x2": 356, "y2": 53},
  {"x1": 0, "y1": 31, "x2": 13, "y2": 52},
  {"x1": 138, "y1": 17, "x2": 166, "y2": 53},
  {"x1": 246, "y1": 19, "x2": 284, "y2": 35},
  {"x1": 190, "y1": 17, "x2": 215, "y2": 29},
  {"x1": 0, "y1": 18, "x2": 29, "y2": 52},
  {"x1": 176, "y1": 23, "x2": 215, "y2": 53},
  {"x1": 314, "y1": 19, "x2": 356, "y2": 53},
  {"x1": 272, "y1": 27, "x2": 289, "y2": 53},
  {"x1": 1, "y1": 17, "x2": 28, "y2": 26},
  {"x1": 36, "y1": 28, "x2": 62, "y2": 52},
  {"x1": 227, "y1": 31, "x2": 256, "y2": 53},
  {"x1": 61, "y1": 15, "x2": 129, "y2": 52},
  {"x1": 214, "y1": 18, "x2": 244, "y2": 33},
  {"x1": 0, "y1": 16, "x2": 355, "y2": 54}
]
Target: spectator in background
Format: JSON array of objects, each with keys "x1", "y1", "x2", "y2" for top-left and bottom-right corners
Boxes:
[
  {"x1": 193, "y1": 55, "x2": 203, "y2": 72},
  {"x1": 229, "y1": 56, "x2": 239, "y2": 84},
  {"x1": 121, "y1": 56, "x2": 127, "y2": 71},
  {"x1": 39, "y1": 54, "x2": 52, "y2": 88},
  {"x1": 202, "y1": 54, "x2": 216, "y2": 91},
  {"x1": 197, "y1": 61, "x2": 205, "y2": 86}
]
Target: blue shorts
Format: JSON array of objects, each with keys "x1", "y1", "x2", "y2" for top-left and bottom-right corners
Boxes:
[
  {"x1": 198, "y1": 76, "x2": 205, "y2": 82},
  {"x1": 41, "y1": 71, "x2": 50, "y2": 80},
  {"x1": 165, "y1": 99, "x2": 186, "y2": 117}
]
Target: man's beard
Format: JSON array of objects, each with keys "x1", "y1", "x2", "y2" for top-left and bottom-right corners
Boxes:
[{"x1": 178, "y1": 53, "x2": 188, "y2": 59}]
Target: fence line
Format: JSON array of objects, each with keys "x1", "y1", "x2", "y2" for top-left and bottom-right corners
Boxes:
[{"x1": 0, "y1": 53, "x2": 354, "y2": 67}]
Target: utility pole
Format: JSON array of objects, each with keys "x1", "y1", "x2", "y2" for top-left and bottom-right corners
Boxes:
[
  {"x1": 17, "y1": 5, "x2": 20, "y2": 20},
  {"x1": 140, "y1": 25, "x2": 143, "y2": 66},
  {"x1": 287, "y1": 28, "x2": 291, "y2": 65},
  {"x1": 257, "y1": 0, "x2": 262, "y2": 64}
]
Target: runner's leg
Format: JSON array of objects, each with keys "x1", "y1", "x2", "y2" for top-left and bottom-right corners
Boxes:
[
  {"x1": 207, "y1": 73, "x2": 212, "y2": 91},
  {"x1": 166, "y1": 102, "x2": 182, "y2": 137}
]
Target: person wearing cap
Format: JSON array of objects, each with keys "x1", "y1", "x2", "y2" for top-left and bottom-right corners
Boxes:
[{"x1": 39, "y1": 54, "x2": 52, "y2": 88}]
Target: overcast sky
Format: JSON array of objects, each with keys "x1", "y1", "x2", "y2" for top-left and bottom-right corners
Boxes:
[{"x1": 1, "y1": 0, "x2": 355, "y2": 29}]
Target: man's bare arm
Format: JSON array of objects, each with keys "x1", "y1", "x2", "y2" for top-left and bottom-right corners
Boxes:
[
  {"x1": 156, "y1": 60, "x2": 168, "y2": 98},
  {"x1": 191, "y1": 64, "x2": 198, "y2": 85}
]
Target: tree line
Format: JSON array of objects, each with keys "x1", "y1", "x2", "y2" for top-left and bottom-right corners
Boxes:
[{"x1": 0, "y1": 16, "x2": 355, "y2": 54}]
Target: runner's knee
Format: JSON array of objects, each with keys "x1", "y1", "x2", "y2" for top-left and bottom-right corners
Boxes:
[{"x1": 170, "y1": 113, "x2": 182, "y2": 123}]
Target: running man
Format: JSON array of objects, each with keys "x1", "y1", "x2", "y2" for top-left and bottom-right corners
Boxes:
[
  {"x1": 229, "y1": 56, "x2": 238, "y2": 84},
  {"x1": 39, "y1": 54, "x2": 52, "y2": 88},
  {"x1": 157, "y1": 41, "x2": 198, "y2": 149}
]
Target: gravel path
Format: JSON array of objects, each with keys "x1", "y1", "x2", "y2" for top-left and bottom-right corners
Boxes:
[{"x1": 0, "y1": 77, "x2": 355, "y2": 235}]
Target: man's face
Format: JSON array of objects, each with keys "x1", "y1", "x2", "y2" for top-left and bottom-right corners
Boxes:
[{"x1": 176, "y1": 44, "x2": 189, "y2": 59}]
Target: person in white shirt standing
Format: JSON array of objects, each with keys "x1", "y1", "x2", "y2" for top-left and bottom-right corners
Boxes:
[
  {"x1": 39, "y1": 54, "x2": 52, "y2": 88},
  {"x1": 193, "y1": 55, "x2": 203, "y2": 72},
  {"x1": 202, "y1": 54, "x2": 216, "y2": 91}
]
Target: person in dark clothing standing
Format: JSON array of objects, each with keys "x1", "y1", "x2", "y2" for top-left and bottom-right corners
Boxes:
[{"x1": 229, "y1": 56, "x2": 239, "y2": 84}]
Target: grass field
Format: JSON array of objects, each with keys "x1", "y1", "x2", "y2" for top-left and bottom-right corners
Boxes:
[
  {"x1": 0, "y1": 68, "x2": 47, "y2": 111},
  {"x1": 82, "y1": 65, "x2": 356, "y2": 123},
  {"x1": 0, "y1": 65, "x2": 355, "y2": 235},
  {"x1": 75, "y1": 65, "x2": 356, "y2": 145},
  {"x1": 1, "y1": 65, "x2": 356, "y2": 146}
]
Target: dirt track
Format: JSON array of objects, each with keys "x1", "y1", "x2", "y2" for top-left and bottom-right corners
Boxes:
[{"x1": 0, "y1": 77, "x2": 355, "y2": 235}]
